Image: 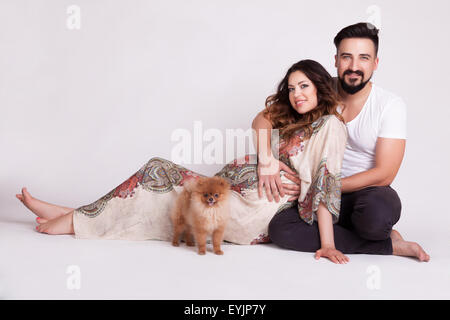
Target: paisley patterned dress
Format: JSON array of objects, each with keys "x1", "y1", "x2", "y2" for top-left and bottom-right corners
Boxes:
[{"x1": 72, "y1": 115, "x2": 348, "y2": 244}]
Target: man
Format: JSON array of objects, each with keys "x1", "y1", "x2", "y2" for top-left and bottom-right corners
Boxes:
[{"x1": 253, "y1": 22, "x2": 429, "y2": 262}]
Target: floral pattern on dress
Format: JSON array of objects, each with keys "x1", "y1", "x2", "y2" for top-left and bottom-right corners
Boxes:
[
  {"x1": 250, "y1": 234, "x2": 271, "y2": 244},
  {"x1": 279, "y1": 130, "x2": 305, "y2": 158},
  {"x1": 76, "y1": 157, "x2": 205, "y2": 218},
  {"x1": 297, "y1": 158, "x2": 341, "y2": 225},
  {"x1": 214, "y1": 154, "x2": 258, "y2": 195}
]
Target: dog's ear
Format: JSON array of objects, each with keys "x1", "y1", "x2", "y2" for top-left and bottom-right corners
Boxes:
[
  {"x1": 196, "y1": 177, "x2": 206, "y2": 186},
  {"x1": 217, "y1": 177, "x2": 230, "y2": 188}
]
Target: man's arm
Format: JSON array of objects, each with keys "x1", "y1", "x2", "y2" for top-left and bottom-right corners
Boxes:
[{"x1": 341, "y1": 138, "x2": 406, "y2": 193}]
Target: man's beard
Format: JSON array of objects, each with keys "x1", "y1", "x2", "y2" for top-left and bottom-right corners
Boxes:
[{"x1": 338, "y1": 70, "x2": 372, "y2": 95}]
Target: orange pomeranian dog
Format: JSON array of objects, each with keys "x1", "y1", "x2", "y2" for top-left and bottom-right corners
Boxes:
[{"x1": 170, "y1": 176, "x2": 231, "y2": 255}]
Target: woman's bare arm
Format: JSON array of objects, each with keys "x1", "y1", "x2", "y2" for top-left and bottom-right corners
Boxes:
[
  {"x1": 251, "y1": 111, "x2": 273, "y2": 158},
  {"x1": 314, "y1": 202, "x2": 349, "y2": 264}
]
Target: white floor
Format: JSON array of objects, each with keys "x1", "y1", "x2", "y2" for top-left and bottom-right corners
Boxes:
[{"x1": 0, "y1": 204, "x2": 449, "y2": 300}]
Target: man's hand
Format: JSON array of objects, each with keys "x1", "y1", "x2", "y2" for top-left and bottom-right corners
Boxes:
[
  {"x1": 282, "y1": 172, "x2": 301, "y2": 201},
  {"x1": 257, "y1": 156, "x2": 299, "y2": 202}
]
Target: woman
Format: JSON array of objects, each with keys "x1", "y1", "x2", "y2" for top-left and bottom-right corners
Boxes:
[{"x1": 16, "y1": 59, "x2": 349, "y2": 264}]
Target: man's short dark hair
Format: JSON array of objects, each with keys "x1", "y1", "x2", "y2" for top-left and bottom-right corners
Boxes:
[{"x1": 334, "y1": 22, "x2": 379, "y2": 55}]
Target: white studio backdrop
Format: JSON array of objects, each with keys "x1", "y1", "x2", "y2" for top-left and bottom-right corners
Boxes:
[{"x1": 1, "y1": 0, "x2": 449, "y2": 238}]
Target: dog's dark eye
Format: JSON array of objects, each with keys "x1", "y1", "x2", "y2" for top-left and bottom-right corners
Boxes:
[
  {"x1": 203, "y1": 193, "x2": 208, "y2": 197},
  {"x1": 214, "y1": 193, "x2": 219, "y2": 198}
]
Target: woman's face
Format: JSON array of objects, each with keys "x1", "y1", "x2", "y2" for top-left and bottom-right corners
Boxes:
[{"x1": 288, "y1": 71, "x2": 318, "y2": 114}]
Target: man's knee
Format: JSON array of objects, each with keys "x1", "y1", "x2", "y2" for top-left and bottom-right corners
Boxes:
[{"x1": 351, "y1": 187, "x2": 402, "y2": 241}]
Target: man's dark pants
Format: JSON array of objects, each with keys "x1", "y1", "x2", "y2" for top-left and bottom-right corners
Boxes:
[{"x1": 268, "y1": 186, "x2": 402, "y2": 255}]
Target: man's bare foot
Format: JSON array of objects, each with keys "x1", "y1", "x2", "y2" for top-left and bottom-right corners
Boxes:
[
  {"x1": 390, "y1": 229, "x2": 404, "y2": 242},
  {"x1": 15, "y1": 187, "x2": 73, "y2": 220},
  {"x1": 390, "y1": 230, "x2": 430, "y2": 262},
  {"x1": 36, "y1": 211, "x2": 75, "y2": 235}
]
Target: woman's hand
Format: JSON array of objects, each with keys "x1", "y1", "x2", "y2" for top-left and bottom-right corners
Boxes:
[
  {"x1": 257, "y1": 156, "x2": 299, "y2": 202},
  {"x1": 315, "y1": 246, "x2": 350, "y2": 264}
]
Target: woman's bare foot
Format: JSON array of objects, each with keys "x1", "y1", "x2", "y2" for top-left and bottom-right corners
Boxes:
[
  {"x1": 16, "y1": 187, "x2": 73, "y2": 220},
  {"x1": 36, "y1": 211, "x2": 74, "y2": 235},
  {"x1": 390, "y1": 230, "x2": 430, "y2": 262}
]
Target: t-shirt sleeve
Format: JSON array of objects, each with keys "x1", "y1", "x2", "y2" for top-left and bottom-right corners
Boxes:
[{"x1": 378, "y1": 98, "x2": 407, "y2": 139}]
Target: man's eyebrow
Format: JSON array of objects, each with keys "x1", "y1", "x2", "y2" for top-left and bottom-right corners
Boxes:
[
  {"x1": 288, "y1": 80, "x2": 307, "y2": 87},
  {"x1": 340, "y1": 52, "x2": 372, "y2": 58}
]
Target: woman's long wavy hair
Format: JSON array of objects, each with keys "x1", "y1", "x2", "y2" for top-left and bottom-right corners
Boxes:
[{"x1": 263, "y1": 59, "x2": 344, "y2": 143}]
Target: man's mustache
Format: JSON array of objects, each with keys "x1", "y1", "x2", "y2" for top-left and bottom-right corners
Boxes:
[{"x1": 343, "y1": 70, "x2": 364, "y2": 77}]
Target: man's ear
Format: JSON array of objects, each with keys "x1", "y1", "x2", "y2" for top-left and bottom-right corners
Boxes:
[
  {"x1": 334, "y1": 54, "x2": 338, "y2": 68},
  {"x1": 374, "y1": 56, "x2": 379, "y2": 71}
]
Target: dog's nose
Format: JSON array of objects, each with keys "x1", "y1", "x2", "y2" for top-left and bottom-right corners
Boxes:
[{"x1": 208, "y1": 198, "x2": 214, "y2": 202}]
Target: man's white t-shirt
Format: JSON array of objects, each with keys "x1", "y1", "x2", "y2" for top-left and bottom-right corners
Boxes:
[{"x1": 339, "y1": 83, "x2": 407, "y2": 178}]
